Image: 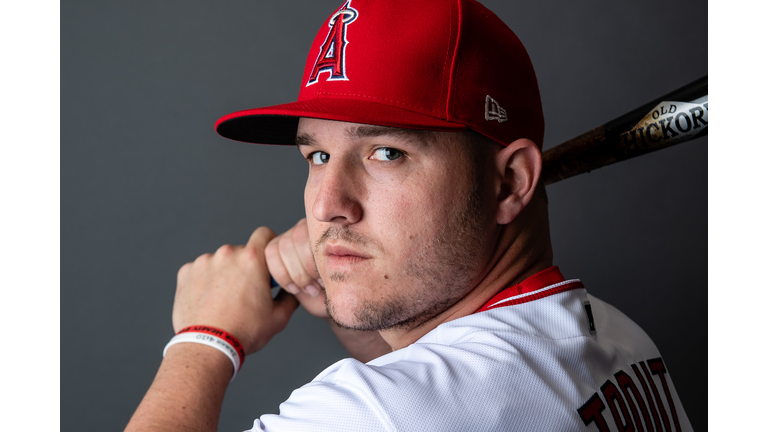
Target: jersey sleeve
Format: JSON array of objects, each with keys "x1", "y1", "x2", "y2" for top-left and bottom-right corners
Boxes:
[{"x1": 245, "y1": 365, "x2": 393, "y2": 432}]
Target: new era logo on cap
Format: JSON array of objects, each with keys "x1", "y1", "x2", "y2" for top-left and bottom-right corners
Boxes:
[{"x1": 485, "y1": 95, "x2": 507, "y2": 123}]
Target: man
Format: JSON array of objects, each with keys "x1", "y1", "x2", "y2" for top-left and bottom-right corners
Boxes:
[{"x1": 126, "y1": 0, "x2": 692, "y2": 430}]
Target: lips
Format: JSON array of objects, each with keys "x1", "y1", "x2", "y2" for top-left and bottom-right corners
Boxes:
[
  {"x1": 324, "y1": 244, "x2": 371, "y2": 259},
  {"x1": 323, "y1": 244, "x2": 372, "y2": 268}
]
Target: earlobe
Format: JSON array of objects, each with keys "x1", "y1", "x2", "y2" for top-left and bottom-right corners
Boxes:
[{"x1": 494, "y1": 138, "x2": 542, "y2": 225}]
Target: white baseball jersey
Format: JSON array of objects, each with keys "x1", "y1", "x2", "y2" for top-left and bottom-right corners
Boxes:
[{"x1": 247, "y1": 267, "x2": 691, "y2": 431}]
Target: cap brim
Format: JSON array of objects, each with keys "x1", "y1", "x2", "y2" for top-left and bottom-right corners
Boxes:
[{"x1": 215, "y1": 98, "x2": 466, "y2": 145}]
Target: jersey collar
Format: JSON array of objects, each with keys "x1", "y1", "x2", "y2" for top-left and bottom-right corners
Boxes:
[{"x1": 476, "y1": 266, "x2": 585, "y2": 313}]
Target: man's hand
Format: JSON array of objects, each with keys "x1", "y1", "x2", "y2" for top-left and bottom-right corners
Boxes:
[
  {"x1": 126, "y1": 227, "x2": 300, "y2": 432},
  {"x1": 174, "y1": 226, "x2": 299, "y2": 355},
  {"x1": 265, "y1": 219, "x2": 393, "y2": 362},
  {"x1": 265, "y1": 218, "x2": 328, "y2": 319}
]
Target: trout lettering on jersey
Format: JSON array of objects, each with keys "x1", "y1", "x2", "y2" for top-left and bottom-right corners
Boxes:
[{"x1": 578, "y1": 358, "x2": 682, "y2": 432}]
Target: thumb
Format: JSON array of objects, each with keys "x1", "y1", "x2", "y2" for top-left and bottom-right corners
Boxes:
[{"x1": 247, "y1": 226, "x2": 277, "y2": 251}]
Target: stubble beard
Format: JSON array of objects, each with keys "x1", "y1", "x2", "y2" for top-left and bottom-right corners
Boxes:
[{"x1": 321, "y1": 180, "x2": 487, "y2": 333}]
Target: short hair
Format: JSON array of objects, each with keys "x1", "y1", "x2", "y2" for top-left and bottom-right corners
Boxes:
[{"x1": 459, "y1": 130, "x2": 548, "y2": 205}]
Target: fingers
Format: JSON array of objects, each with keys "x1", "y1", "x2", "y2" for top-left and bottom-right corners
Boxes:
[
  {"x1": 247, "y1": 226, "x2": 277, "y2": 251},
  {"x1": 265, "y1": 233, "x2": 298, "y2": 291},
  {"x1": 171, "y1": 225, "x2": 309, "y2": 355},
  {"x1": 265, "y1": 219, "x2": 323, "y2": 297},
  {"x1": 291, "y1": 219, "x2": 320, "y2": 279},
  {"x1": 278, "y1": 232, "x2": 319, "y2": 294}
]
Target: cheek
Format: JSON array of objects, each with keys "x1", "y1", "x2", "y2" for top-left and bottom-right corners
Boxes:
[
  {"x1": 367, "y1": 178, "x2": 453, "y2": 254},
  {"x1": 304, "y1": 186, "x2": 313, "y2": 217},
  {"x1": 303, "y1": 171, "x2": 319, "y2": 211}
]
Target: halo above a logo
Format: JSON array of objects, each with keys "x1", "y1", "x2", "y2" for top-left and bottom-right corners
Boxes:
[{"x1": 329, "y1": 8, "x2": 357, "y2": 26}]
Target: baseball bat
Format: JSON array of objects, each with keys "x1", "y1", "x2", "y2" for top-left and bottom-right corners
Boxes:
[{"x1": 541, "y1": 75, "x2": 708, "y2": 185}]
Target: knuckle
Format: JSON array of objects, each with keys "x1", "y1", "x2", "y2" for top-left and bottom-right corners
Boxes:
[
  {"x1": 254, "y1": 226, "x2": 276, "y2": 241},
  {"x1": 194, "y1": 253, "x2": 212, "y2": 264},
  {"x1": 248, "y1": 226, "x2": 277, "y2": 251},
  {"x1": 216, "y1": 244, "x2": 234, "y2": 256},
  {"x1": 177, "y1": 263, "x2": 191, "y2": 280},
  {"x1": 240, "y1": 246, "x2": 260, "y2": 264},
  {"x1": 265, "y1": 233, "x2": 280, "y2": 250}
]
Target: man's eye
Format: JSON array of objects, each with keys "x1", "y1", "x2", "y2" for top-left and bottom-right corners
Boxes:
[
  {"x1": 371, "y1": 148, "x2": 403, "y2": 162},
  {"x1": 310, "y1": 152, "x2": 330, "y2": 165}
]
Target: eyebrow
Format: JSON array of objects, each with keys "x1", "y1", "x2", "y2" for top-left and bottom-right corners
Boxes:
[
  {"x1": 295, "y1": 133, "x2": 318, "y2": 148},
  {"x1": 347, "y1": 125, "x2": 433, "y2": 147},
  {"x1": 295, "y1": 125, "x2": 434, "y2": 148}
]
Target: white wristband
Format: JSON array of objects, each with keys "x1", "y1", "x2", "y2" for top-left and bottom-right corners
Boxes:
[{"x1": 164, "y1": 332, "x2": 241, "y2": 381}]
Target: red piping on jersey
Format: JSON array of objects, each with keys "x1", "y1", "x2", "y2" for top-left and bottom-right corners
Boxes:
[{"x1": 476, "y1": 266, "x2": 585, "y2": 313}]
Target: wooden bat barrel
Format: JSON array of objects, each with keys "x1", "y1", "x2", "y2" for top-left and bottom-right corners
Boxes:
[{"x1": 542, "y1": 75, "x2": 708, "y2": 185}]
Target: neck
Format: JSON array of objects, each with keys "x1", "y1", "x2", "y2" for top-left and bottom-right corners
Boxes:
[{"x1": 379, "y1": 198, "x2": 554, "y2": 350}]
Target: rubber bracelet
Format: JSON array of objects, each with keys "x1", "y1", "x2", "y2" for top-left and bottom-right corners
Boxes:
[
  {"x1": 175, "y1": 325, "x2": 246, "y2": 370},
  {"x1": 163, "y1": 327, "x2": 245, "y2": 381}
]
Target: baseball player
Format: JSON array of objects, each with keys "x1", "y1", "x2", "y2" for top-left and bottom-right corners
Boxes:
[{"x1": 125, "y1": 0, "x2": 692, "y2": 431}]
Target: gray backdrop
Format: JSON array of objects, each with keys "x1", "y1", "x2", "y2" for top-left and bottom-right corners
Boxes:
[{"x1": 62, "y1": 1, "x2": 707, "y2": 431}]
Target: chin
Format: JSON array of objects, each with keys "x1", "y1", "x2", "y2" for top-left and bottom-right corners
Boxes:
[
  {"x1": 324, "y1": 283, "x2": 364, "y2": 328},
  {"x1": 325, "y1": 280, "x2": 421, "y2": 332}
]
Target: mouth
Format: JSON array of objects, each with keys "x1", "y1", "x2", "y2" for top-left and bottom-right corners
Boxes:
[{"x1": 323, "y1": 244, "x2": 372, "y2": 268}]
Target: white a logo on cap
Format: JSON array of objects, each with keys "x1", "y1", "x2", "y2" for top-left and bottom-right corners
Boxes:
[{"x1": 485, "y1": 95, "x2": 508, "y2": 123}]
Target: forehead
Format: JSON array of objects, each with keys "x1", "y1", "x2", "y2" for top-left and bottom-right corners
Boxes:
[{"x1": 296, "y1": 118, "x2": 439, "y2": 148}]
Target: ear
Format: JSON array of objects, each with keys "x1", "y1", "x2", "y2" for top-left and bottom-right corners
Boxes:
[{"x1": 494, "y1": 138, "x2": 542, "y2": 225}]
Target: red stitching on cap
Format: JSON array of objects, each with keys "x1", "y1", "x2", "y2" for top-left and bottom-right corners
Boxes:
[{"x1": 318, "y1": 92, "x2": 437, "y2": 114}]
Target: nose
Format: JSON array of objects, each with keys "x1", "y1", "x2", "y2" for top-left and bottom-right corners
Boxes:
[{"x1": 309, "y1": 157, "x2": 363, "y2": 225}]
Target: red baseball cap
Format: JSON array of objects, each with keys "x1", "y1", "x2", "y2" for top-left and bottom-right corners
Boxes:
[{"x1": 215, "y1": 0, "x2": 544, "y2": 148}]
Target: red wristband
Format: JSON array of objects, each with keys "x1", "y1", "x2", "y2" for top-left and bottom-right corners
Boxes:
[{"x1": 176, "y1": 325, "x2": 246, "y2": 370}]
